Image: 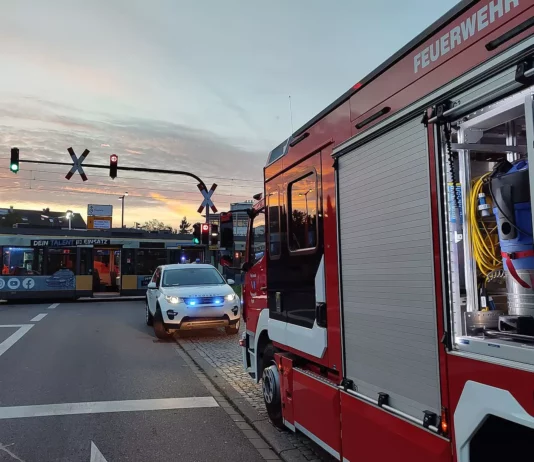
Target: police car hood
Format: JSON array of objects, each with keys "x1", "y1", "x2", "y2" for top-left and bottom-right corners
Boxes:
[{"x1": 161, "y1": 284, "x2": 233, "y2": 298}]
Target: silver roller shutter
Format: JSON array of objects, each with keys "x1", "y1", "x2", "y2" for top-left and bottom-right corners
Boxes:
[{"x1": 337, "y1": 116, "x2": 441, "y2": 420}]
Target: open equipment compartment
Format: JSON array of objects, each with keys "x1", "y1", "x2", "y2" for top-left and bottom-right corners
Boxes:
[{"x1": 442, "y1": 84, "x2": 534, "y2": 366}]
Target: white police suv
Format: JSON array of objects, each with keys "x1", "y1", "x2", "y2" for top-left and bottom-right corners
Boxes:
[{"x1": 145, "y1": 264, "x2": 240, "y2": 339}]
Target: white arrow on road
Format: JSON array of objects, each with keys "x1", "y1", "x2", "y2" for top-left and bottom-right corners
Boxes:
[{"x1": 90, "y1": 442, "x2": 108, "y2": 462}]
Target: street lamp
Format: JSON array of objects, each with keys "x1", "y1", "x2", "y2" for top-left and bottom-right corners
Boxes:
[
  {"x1": 298, "y1": 189, "x2": 313, "y2": 217},
  {"x1": 66, "y1": 210, "x2": 73, "y2": 230},
  {"x1": 118, "y1": 192, "x2": 128, "y2": 228}
]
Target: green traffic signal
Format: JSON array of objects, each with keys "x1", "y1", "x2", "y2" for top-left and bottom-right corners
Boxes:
[
  {"x1": 193, "y1": 237, "x2": 200, "y2": 244},
  {"x1": 10, "y1": 147, "x2": 19, "y2": 173}
]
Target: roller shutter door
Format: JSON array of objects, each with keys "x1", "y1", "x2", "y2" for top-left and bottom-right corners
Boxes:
[{"x1": 337, "y1": 116, "x2": 441, "y2": 419}]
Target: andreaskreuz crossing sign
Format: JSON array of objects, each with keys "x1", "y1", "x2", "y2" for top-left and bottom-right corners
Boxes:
[
  {"x1": 65, "y1": 147, "x2": 90, "y2": 182},
  {"x1": 197, "y1": 183, "x2": 217, "y2": 214}
]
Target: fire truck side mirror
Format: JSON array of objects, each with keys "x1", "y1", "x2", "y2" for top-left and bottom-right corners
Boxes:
[
  {"x1": 241, "y1": 261, "x2": 252, "y2": 272},
  {"x1": 220, "y1": 212, "x2": 234, "y2": 248}
]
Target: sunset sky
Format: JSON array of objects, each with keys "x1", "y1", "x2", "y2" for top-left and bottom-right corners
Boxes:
[{"x1": 0, "y1": 0, "x2": 458, "y2": 228}]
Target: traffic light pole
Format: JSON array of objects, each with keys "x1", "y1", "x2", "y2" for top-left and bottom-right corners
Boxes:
[
  {"x1": 18, "y1": 159, "x2": 216, "y2": 262},
  {"x1": 18, "y1": 160, "x2": 209, "y2": 191}
]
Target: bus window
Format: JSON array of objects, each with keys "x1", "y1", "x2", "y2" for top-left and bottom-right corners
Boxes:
[
  {"x1": 2, "y1": 247, "x2": 43, "y2": 275},
  {"x1": 46, "y1": 248, "x2": 76, "y2": 274},
  {"x1": 79, "y1": 248, "x2": 92, "y2": 275},
  {"x1": 121, "y1": 249, "x2": 135, "y2": 275},
  {"x1": 135, "y1": 249, "x2": 167, "y2": 275}
]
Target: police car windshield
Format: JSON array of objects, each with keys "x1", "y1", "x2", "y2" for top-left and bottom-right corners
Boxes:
[{"x1": 162, "y1": 268, "x2": 225, "y2": 287}]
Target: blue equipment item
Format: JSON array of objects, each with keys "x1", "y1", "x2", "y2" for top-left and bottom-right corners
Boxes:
[
  {"x1": 447, "y1": 183, "x2": 462, "y2": 224},
  {"x1": 490, "y1": 160, "x2": 534, "y2": 316}
]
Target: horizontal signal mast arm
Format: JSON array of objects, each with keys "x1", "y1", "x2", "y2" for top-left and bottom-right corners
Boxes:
[{"x1": 19, "y1": 159, "x2": 207, "y2": 189}]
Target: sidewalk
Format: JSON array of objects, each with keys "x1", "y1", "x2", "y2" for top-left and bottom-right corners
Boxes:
[{"x1": 175, "y1": 327, "x2": 335, "y2": 462}]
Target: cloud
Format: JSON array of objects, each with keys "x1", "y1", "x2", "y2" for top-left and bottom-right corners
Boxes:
[{"x1": 0, "y1": 96, "x2": 263, "y2": 227}]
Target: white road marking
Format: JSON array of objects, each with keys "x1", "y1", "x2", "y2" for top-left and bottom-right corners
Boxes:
[
  {"x1": 30, "y1": 314, "x2": 47, "y2": 322},
  {"x1": 0, "y1": 396, "x2": 219, "y2": 420},
  {"x1": 0, "y1": 442, "x2": 25, "y2": 462},
  {"x1": 48, "y1": 303, "x2": 59, "y2": 310},
  {"x1": 90, "y1": 442, "x2": 108, "y2": 462},
  {"x1": 0, "y1": 325, "x2": 34, "y2": 358}
]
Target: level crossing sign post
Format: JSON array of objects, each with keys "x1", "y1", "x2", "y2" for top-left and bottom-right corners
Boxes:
[{"x1": 197, "y1": 183, "x2": 218, "y2": 264}]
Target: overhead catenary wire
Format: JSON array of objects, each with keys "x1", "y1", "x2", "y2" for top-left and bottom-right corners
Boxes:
[
  {"x1": 0, "y1": 174, "x2": 252, "y2": 200},
  {"x1": 0, "y1": 158, "x2": 263, "y2": 185},
  {"x1": 0, "y1": 182, "x2": 247, "y2": 203}
]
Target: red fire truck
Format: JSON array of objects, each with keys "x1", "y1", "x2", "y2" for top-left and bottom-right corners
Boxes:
[{"x1": 239, "y1": 1, "x2": 534, "y2": 461}]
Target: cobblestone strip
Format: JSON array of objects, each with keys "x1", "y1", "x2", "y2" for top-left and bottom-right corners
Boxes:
[{"x1": 175, "y1": 328, "x2": 335, "y2": 462}]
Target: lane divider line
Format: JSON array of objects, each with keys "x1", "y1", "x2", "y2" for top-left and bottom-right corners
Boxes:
[
  {"x1": 0, "y1": 397, "x2": 219, "y2": 420},
  {"x1": 30, "y1": 313, "x2": 48, "y2": 322},
  {"x1": 48, "y1": 303, "x2": 60, "y2": 310},
  {"x1": 0, "y1": 325, "x2": 34, "y2": 358}
]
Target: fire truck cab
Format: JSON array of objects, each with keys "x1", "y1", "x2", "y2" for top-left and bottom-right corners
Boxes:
[{"x1": 241, "y1": 1, "x2": 534, "y2": 461}]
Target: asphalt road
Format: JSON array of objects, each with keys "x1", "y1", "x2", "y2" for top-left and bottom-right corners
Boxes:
[{"x1": 0, "y1": 300, "x2": 265, "y2": 462}]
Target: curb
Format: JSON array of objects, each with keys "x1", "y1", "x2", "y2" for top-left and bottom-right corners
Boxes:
[
  {"x1": 76, "y1": 296, "x2": 144, "y2": 303},
  {"x1": 176, "y1": 340, "x2": 311, "y2": 462}
]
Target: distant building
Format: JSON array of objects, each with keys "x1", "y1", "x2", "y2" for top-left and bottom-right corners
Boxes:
[
  {"x1": 204, "y1": 200, "x2": 253, "y2": 270},
  {"x1": 0, "y1": 207, "x2": 87, "y2": 229}
]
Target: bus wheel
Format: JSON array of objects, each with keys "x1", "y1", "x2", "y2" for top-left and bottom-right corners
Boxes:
[
  {"x1": 261, "y1": 344, "x2": 284, "y2": 429},
  {"x1": 153, "y1": 307, "x2": 171, "y2": 340}
]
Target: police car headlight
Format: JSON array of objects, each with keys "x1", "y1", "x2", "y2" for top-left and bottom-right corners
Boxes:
[
  {"x1": 225, "y1": 293, "x2": 236, "y2": 302},
  {"x1": 165, "y1": 295, "x2": 182, "y2": 304}
]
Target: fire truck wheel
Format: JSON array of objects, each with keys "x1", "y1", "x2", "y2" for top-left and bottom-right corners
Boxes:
[
  {"x1": 153, "y1": 307, "x2": 172, "y2": 340},
  {"x1": 261, "y1": 344, "x2": 284, "y2": 428}
]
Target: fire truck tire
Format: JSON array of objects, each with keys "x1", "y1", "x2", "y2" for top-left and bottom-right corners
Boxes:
[
  {"x1": 153, "y1": 307, "x2": 172, "y2": 340},
  {"x1": 261, "y1": 344, "x2": 284, "y2": 428}
]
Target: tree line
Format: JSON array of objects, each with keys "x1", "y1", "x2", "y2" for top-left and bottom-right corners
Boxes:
[{"x1": 140, "y1": 216, "x2": 192, "y2": 234}]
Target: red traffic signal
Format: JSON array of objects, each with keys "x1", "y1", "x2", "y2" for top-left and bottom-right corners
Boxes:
[
  {"x1": 201, "y1": 223, "x2": 209, "y2": 244},
  {"x1": 109, "y1": 154, "x2": 118, "y2": 179}
]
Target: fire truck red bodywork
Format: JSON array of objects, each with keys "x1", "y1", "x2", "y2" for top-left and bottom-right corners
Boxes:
[{"x1": 242, "y1": 1, "x2": 534, "y2": 460}]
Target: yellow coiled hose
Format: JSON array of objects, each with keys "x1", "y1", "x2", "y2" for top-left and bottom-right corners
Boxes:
[{"x1": 469, "y1": 173, "x2": 502, "y2": 277}]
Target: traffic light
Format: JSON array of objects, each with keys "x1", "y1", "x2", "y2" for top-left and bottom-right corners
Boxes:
[
  {"x1": 201, "y1": 223, "x2": 210, "y2": 245},
  {"x1": 210, "y1": 224, "x2": 219, "y2": 246},
  {"x1": 220, "y1": 212, "x2": 234, "y2": 249},
  {"x1": 10, "y1": 147, "x2": 19, "y2": 173},
  {"x1": 109, "y1": 154, "x2": 118, "y2": 179},
  {"x1": 192, "y1": 223, "x2": 201, "y2": 244}
]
